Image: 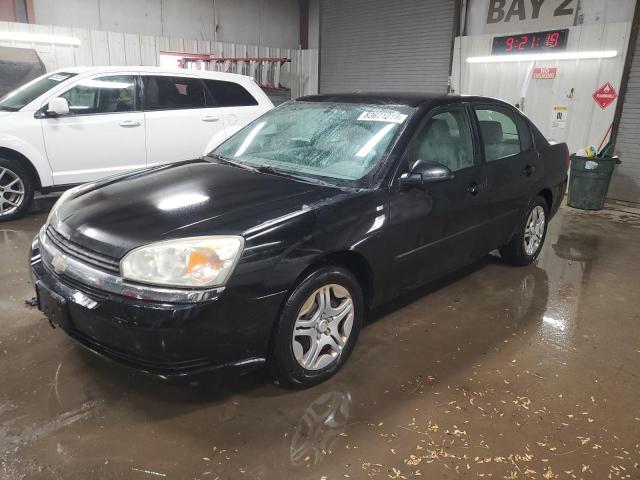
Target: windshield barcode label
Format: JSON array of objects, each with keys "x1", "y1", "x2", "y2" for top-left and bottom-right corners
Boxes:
[{"x1": 358, "y1": 111, "x2": 408, "y2": 124}]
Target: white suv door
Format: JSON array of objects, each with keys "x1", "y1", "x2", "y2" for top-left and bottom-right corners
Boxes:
[
  {"x1": 141, "y1": 74, "x2": 227, "y2": 166},
  {"x1": 41, "y1": 74, "x2": 146, "y2": 185},
  {"x1": 200, "y1": 78, "x2": 268, "y2": 138}
]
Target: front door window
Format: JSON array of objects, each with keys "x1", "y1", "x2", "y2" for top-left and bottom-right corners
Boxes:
[
  {"x1": 60, "y1": 75, "x2": 137, "y2": 115},
  {"x1": 406, "y1": 107, "x2": 475, "y2": 172}
]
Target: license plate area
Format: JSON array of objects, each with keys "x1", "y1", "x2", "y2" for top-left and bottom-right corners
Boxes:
[{"x1": 36, "y1": 281, "x2": 69, "y2": 328}]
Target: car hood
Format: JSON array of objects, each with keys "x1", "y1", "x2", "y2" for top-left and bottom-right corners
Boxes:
[{"x1": 51, "y1": 160, "x2": 342, "y2": 259}]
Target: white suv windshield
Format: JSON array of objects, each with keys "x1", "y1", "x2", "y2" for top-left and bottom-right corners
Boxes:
[
  {"x1": 0, "y1": 72, "x2": 77, "y2": 111},
  {"x1": 213, "y1": 101, "x2": 414, "y2": 184}
]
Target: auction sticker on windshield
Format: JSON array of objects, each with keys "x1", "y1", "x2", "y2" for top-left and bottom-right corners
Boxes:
[{"x1": 358, "y1": 111, "x2": 408, "y2": 123}]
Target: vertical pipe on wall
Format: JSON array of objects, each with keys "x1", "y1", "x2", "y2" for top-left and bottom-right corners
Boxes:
[
  {"x1": 299, "y1": 0, "x2": 309, "y2": 49},
  {"x1": 13, "y1": 0, "x2": 27, "y2": 22},
  {"x1": 24, "y1": 0, "x2": 34, "y2": 22},
  {"x1": 448, "y1": 0, "x2": 464, "y2": 93},
  {"x1": 212, "y1": 0, "x2": 217, "y2": 43},
  {"x1": 317, "y1": 0, "x2": 322, "y2": 92}
]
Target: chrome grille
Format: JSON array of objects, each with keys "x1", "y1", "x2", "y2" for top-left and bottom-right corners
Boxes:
[{"x1": 46, "y1": 227, "x2": 120, "y2": 275}]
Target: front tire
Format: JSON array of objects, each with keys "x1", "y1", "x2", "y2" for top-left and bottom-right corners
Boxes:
[
  {"x1": 269, "y1": 266, "x2": 363, "y2": 388},
  {"x1": 499, "y1": 196, "x2": 549, "y2": 266},
  {"x1": 0, "y1": 157, "x2": 34, "y2": 222}
]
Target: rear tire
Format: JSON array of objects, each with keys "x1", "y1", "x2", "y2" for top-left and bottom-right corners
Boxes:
[
  {"x1": 269, "y1": 265, "x2": 363, "y2": 389},
  {"x1": 499, "y1": 196, "x2": 548, "y2": 266},
  {"x1": 0, "y1": 157, "x2": 34, "y2": 222}
]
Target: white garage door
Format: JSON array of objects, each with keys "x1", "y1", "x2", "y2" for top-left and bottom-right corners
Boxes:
[
  {"x1": 319, "y1": 0, "x2": 456, "y2": 94},
  {"x1": 611, "y1": 30, "x2": 640, "y2": 203}
]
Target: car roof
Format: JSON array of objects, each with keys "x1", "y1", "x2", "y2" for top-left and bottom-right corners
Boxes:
[
  {"x1": 296, "y1": 92, "x2": 516, "y2": 109},
  {"x1": 52, "y1": 65, "x2": 253, "y2": 82}
]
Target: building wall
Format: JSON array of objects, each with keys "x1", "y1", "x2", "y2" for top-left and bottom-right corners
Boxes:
[
  {"x1": 319, "y1": 0, "x2": 456, "y2": 94},
  {"x1": 32, "y1": 0, "x2": 300, "y2": 48},
  {"x1": 0, "y1": 2, "x2": 16, "y2": 22},
  {"x1": 451, "y1": 22, "x2": 632, "y2": 154},
  {"x1": 0, "y1": 20, "x2": 318, "y2": 96},
  {"x1": 308, "y1": 0, "x2": 319, "y2": 49},
  {"x1": 465, "y1": 0, "x2": 636, "y2": 35}
]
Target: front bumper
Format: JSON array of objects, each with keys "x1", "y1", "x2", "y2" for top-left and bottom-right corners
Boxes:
[{"x1": 30, "y1": 234, "x2": 285, "y2": 377}]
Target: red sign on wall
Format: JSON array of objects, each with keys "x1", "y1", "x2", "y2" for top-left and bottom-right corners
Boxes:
[
  {"x1": 532, "y1": 67, "x2": 557, "y2": 79},
  {"x1": 592, "y1": 82, "x2": 618, "y2": 110}
]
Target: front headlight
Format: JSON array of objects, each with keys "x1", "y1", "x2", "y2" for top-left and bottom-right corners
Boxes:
[
  {"x1": 120, "y1": 236, "x2": 245, "y2": 288},
  {"x1": 45, "y1": 185, "x2": 83, "y2": 227}
]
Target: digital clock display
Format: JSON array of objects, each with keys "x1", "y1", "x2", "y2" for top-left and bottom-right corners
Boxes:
[{"x1": 491, "y1": 29, "x2": 569, "y2": 55}]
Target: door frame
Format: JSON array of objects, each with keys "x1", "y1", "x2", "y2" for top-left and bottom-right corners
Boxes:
[
  {"x1": 384, "y1": 101, "x2": 490, "y2": 295},
  {"x1": 387, "y1": 101, "x2": 485, "y2": 189},
  {"x1": 468, "y1": 101, "x2": 540, "y2": 247},
  {"x1": 40, "y1": 71, "x2": 147, "y2": 184},
  {"x1": 40, "y1": 71, "x2": 143, "y2": 116}
]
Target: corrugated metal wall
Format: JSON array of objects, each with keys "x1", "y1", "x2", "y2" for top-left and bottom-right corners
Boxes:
[
  {"x1": 610, "y1": 27, "x2": 640, "y2": 203},
  {"x1": 319, "y1": 0, "x2": 456, "y2": 94},
  {"x1": 0, "y1": 21, "x2": 319, "y2": 98}
]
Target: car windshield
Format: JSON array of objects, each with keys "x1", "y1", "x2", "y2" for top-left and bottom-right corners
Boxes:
[
  {"x1": 0, "y1": 72, "x2": 77, "y2": 111},
  {"x1": 212, "y1": 101, "x2": 414, "y2": 185}
]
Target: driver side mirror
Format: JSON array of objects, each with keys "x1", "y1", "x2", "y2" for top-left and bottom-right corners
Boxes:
[
  {"x1": 399, "y1": 159, "x2": 454, "y2": 188},
  {"x1": 46, "y1": 97, "x2": 70, "y2": 117}
]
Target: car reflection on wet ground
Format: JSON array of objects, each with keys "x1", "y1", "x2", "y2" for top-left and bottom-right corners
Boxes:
[{"x1": 1, "y1": 204, "x2": 639, "y2": 479}]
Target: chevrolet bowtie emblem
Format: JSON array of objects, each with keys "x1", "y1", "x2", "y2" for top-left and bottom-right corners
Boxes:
[{"x1": 51, "y1": 255, "x2": 68, "y2": 275}]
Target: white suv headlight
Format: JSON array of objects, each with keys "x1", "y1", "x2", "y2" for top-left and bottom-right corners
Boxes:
[{"x1": 120, "y1": 236, "x2": 244, "y2": 288}]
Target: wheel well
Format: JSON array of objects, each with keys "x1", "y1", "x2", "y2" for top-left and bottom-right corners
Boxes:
[
  {"x1": 0, "y1": 147, "x2": 42, "y2": 189},
  {"x1": 538, "y1": 188, "x2": 552, "y2": 211},
  {"x1": 294, "y1": 250, "x2": 375, "y2": 310}
]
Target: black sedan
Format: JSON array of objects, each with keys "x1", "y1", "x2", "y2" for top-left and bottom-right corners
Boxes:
[{"x1": 30, "y1": 93, "x2": 568, "y2": 387}]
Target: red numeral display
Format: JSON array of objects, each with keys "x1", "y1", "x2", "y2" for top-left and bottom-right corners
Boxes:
[
  {"x1": 505, "y1": 37, "x2": 514, "y2": 52},
  {"x1": 492, "y1": 29, "x2": 567, "y2": 55},
  {"x1": 544, "y1": 32, "x2": 559, "y2": 48},
  {"x1": 518, "y1": 35, "x2": 528, "y2": 50}
]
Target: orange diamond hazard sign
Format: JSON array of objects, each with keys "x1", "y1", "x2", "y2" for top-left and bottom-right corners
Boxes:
[{"x1": 592, "y1": 82, "x2": 618, "y2": 110}]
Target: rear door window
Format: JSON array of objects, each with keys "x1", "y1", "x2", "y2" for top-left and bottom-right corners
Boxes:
[
  {"x1": 142, "y1": 75, "x2": 208, "y2": 111},
  {"x1": 203, "y1": 79, "x2": 258, "y2": 107},
  {"x1": 474, "y1": 107, "x2": 524, "y2": 161}
]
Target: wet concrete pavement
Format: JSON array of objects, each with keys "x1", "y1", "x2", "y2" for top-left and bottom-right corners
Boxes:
[{"x1": 1, "y1": 205, "x2": 639, "y2": 479}]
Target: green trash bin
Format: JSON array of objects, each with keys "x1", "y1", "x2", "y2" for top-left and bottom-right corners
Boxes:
[{"x1": 567, "y1": 155, "x2": 620, "y2": 210}]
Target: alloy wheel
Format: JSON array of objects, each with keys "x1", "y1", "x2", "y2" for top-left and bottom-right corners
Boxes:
[
  {"x1": 524, "y1": 205, "x2": 545, "y2": 256},
  {"x1": 0, "y1": 167, "x2": 25, "y2": 217},
  {"x1": 292, "y1": 284, "x2": 354, "y2": 371}
]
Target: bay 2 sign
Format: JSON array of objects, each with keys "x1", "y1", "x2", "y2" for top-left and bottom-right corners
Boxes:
[{"x1": 485, "y1": 0, "x2": 577, "y2": 34}]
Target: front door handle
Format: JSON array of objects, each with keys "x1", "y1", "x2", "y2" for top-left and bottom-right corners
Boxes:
[
  {"x1": 466, "y1": 181, "x2": 483, "y2": 195},
  {"x1": 522, "y1": 164, "x2": 537, "y2": 176},
  {"x1": 202, "y1": 115, "x2": 220, "y2": 122},
  {"x1": 119, "y1": 120, "x2": 141, "y2": 128}
]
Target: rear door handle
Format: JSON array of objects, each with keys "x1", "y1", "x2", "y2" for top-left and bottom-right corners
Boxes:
[
  {"x1": 119, "y1": 120, "x2": 141, "y2": 127},
  {"x1": 202, "y1": 115, "x2": 220, "y2": 122},
  {"x1": 466, "y1": 181, "x2": 484, "y2": 195},
  {"x1": 522, "y1": 164, "x2": 537, "y2": 176}
]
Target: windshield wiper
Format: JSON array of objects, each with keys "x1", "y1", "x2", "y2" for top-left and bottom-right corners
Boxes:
[
  {"x1": 254, "y1": 165, "x2": 335, "y2": 187},
  {"x1": 0, "y1": 106, "x2": 17, "y2": 112},
  {"x1": 208, "y1": 154, "x2": 336, "y2": 187},
  {"x1": 207, "y1": 154, "x2": 259, "y2": 173}
]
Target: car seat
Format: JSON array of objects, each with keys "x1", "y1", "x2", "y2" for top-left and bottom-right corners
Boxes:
[{"x1": 414, "y1": 118, "x2": 459, "y2": 170}]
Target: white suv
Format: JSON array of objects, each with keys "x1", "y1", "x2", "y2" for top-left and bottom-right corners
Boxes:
[{"x1": 0, "y1": 66, "x2": 273, "y2": 221}]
